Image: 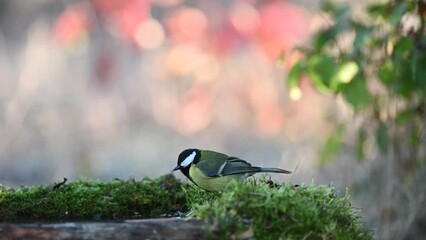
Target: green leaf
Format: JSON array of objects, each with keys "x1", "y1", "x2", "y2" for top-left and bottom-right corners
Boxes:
[
  {"x1": 335, "y1": 61, "x2": 359, "y2": 84},
  {"x1": 368, "y1": 4, "x2": 390, "y2": 17},
  {"x1": 378, "y1": 60, "x2": 394, "y2": 85},
  {"x1": 410, "y1": 122, "x2": 421, "y2": 148},
  {"x1": 389, "y1": 2, "x2": 408, "y2": 26},
  {"x1": 313, "y1": 29, "x2": 337, "y2": 52},
  {"x1": 393, "y1": 49, "x2": 426, "y2": 96},
  {"x1": 288, "y1": 61, "x2": 303, "y2": 88},
  {"x1": 414, "y1": 54, "x2": 426, "y2": 90},
  {"x1": 393, "y1": 37, "x2": 413, "y2": 56},
  {"x1": 340, "y1": 75, "x2": 372, "y2": 110},
  {"x1": 319, "y1": 124, "x2": 346, "y2": 165},
  {"x1": 307, "y1": 55, "x2": 337, "y2": 92},
  {"x1": 287, "y1": 61, "x2": 304, "y2": 100},
  {"x1": 396, "y1": 109, "x2": 416, "y2": 123},
  {"x1": 353, "y1": 25, "x2": 371, "y2": 52},
  {"x1": 332, "y1": 7, "x2": 351, "y2": 30},
  {"x1": 376, "y1": 123, "x2": 389, "y2": 153},
  {"x1": 313, "y1": 7, "x2": 350, "y2": 51},
  {"x1": 411, "y1": 48, "x2": 418, "y2": 82},
  {"x1": 406, "y1": 1, "x2": 417, "y2": 11},
  {"x1": 322, "y1": 0, "x2": 341, "y2": 13},
  {"x1": 368, "y1": 3, "x2": 407, "y2": 25},
  {"x1": 394, "y1": 58, "x2": 414, "y2": 97}
]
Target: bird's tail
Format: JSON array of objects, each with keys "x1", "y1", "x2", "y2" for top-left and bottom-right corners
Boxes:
[{"x1": 259, "y1": 167, "x2": 291, "y2": 174}]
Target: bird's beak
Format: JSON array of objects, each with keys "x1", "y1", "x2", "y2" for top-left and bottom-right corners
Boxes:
[{"x1": 172, "y1": 165, "x2": 181, "y2": 172}]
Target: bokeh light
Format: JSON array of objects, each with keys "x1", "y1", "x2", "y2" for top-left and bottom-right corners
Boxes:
[{"x1": 1, "y1": 0, "x2": 323, "y2": 190}]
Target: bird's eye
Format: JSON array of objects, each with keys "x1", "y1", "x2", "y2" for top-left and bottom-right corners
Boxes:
[{"x1": 181, "y1": 151, "x2": 196, "y2": 167}]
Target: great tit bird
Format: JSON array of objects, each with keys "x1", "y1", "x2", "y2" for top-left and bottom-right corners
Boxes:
[{"x1": 172, "y1": 148, "x2": 291, "y2": 192}]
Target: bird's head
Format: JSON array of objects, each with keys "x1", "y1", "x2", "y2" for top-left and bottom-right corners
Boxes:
[{"x1": 172, "y1": 148, "x2": 201, "y2": 176}]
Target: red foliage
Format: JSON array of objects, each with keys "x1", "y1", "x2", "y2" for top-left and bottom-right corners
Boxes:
[
  {"x1": 109, "y1": 0, "x2": 150, "y2": 42},
  {"x1": 52, "y1": 5, "x2": 88, "y2": 46},
  {"x1": 257, "y1": 1, "x2": 310, "y2": 60},
  {"x1": 53, "y1": 0, "x2": 309, "y2": 59}
]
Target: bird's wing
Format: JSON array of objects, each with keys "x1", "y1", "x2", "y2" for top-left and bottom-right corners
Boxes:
[
  {"x1": 195, "y1": 150, "x2": 229, "y2": 177},
  {"x1": 218, "y1": 158, "x2": 261, "y2": 176},
  {"x1": 197, "y1": 150, "x2": 261, "y2": 177}
]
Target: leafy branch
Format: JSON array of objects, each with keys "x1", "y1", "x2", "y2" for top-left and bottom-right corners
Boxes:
[{"x1": 288, "y1": 0, "x2": 426, "y2": 166}]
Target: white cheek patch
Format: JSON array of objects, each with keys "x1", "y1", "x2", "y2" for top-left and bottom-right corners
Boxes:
[{"x1": 181, "y1": 151, "x2": 196, "y2": 167}]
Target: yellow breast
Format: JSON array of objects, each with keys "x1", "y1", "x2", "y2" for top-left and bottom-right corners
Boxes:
[{"x1": 189, "y1": 165, "x2": 247, "y2": 191}]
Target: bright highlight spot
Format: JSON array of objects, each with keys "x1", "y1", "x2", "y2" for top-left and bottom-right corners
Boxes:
[
  {"x1": 169, "y1": 7, "x2": 208, "y2": 41},
  {"x1": 135, "y1": 18, "x2": 165, "y2": 50},
  {"x1": 230, "y1": 3, "x2": 260, "y2": 36},
  {"x1": 289, "y1": 86, "x2": 302, "y2": 101},
  {"x1": 337, "y1": 61, "x2": 359, "y2": 83},
  {"x1": 165, "y1": 44, "x2": 199, "y2": 76}
]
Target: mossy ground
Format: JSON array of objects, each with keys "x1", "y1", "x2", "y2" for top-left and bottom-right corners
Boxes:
[
  {"x1": 0, "y1": 175, "x2": 373, "y2": 239},
  {"x1": 0, "y1": 175, "x2": 194, "y2": 220},
  {"x1": 193, "y1": 179, "x2": 373, "y2": 239}
]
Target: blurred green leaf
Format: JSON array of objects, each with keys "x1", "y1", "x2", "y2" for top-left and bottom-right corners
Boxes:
[
  {"x1": 378, "y1": 60, "x2": 394, "y2": 85},
  {"x1": 406, "y1": 1, "x2": 417, "y2": 11},
  {"x1": 288, "y1": 61, "x2": 303, "y2": 88},
  {"x1": 389, "y1": 2, "x2": 407, "y2": 26},
  {"x1": 371, "y1": 37, "x2": 386, "y2": 48},
  {"x1": 395, "y1": 59, "x2": 414, "y2": 97},
  {"x1": 410, "y1": 122, "x2": 421, "y2": 148},
  {"x1": 313, "y1": 29, "x2": 337, "y2": 52},
  {"x1": 411, "y1": 49, "x2": 418, "y2": 82},
  {"x1": 368, "y1": 2, "x2": 407, "y2": 26},
  {"x1": 353, "y1": 25, "x2": 371, "y2": 52},
  {"x1": 376, "y1": 123, "x2": 389, "y2": 153},
  {"x1": 411, "y1": 53, "x2": 426, "y2": 91},
  {"x1": 396, "y1": 109, "x2": 417, "y2": 123},
  {"x1": 340, "y1": 75, "x2": 372, "y2": 109},
  {"x1": 414, "y1": 54, "x2": 426, "y2": 90},
  {"x1": 286, "y1": 0, "x2": 425, "y2": 167},
  {"x1": 355, "y1": 128, "x2": 367, "y2": 161},
  {"x1": 368, "y1": 4, "x2": 390, "y2": 17},
  {"x1": 287, "y1": 61, "x2": 304, "y2": 100},
  {"x1": 313, "y1": 6, "x2": 350, "y2": 51},
  {"x1": 307, "y1": 55, "x2": 337, "y2": 92},
  {"x1": 319, "y1": 124, "x2": 346, "y2": 165},
  {"x1": 393, "y1": 37, "x2": 413, "y2": 56},
  {"x1": 322, "y1": 0, "x2": 341, "y2": 13},
  {"x1": 335, "y1": 61, "x2": 359, "y2": 84},
  {"x1": 333, "y1": 7, "x2": 351, "y2": 29},
  {"x1": 394, "y1": 51, "x2": 426, "y2": 96}
]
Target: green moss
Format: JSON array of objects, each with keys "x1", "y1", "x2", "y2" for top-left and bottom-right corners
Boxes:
[
  {"x1": 0, "y1": 175, "x2": 373, "y2": 239},
  {"x1": 193, "y1": 179, "x2": 373, "y2": 240},
  {"x1": 0, "y1": 174, "x2": 189, "y2": 221}
]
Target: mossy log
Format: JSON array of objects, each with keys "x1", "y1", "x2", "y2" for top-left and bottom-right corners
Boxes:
[
  {"x1": 0, "y1": 176, "x2": 373, "y2": 239},
  {"x1": 0, "y1": 218, "x2": 205, "y2": 240}
]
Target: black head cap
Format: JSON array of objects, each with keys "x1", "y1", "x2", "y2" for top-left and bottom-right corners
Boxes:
[{"x1": 172, "y1": 148, "x2": 201, "y2": 179}]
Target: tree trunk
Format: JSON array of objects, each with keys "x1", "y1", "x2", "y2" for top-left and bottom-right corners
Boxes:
[{"x1": 0, "y1": 218, "x2": 206, "y2": 240}]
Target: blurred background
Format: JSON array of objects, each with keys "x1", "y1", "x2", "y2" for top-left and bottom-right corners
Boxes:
[
  {"x1": 0, "y1": 0, "x2": 329, "y2": 185},
  {"x1": 0, "y1": 0, "x2": 425, "y2": 239}
]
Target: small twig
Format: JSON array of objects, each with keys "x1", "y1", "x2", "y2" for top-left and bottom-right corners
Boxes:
[{"x1": 53, "y1": 178, "x2": 67, "y2": 191}]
